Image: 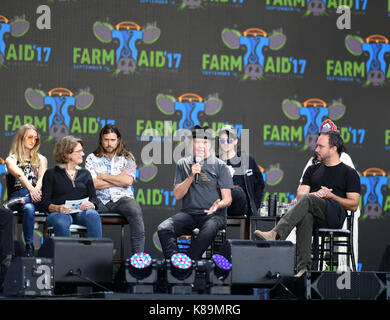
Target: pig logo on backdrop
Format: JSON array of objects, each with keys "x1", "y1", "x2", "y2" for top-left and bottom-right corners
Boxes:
[
  {"x1": 156, "y1": 93, "x2": 223, "y2": 131},
  {"x1": 0, "y1": 14, "x2": 29, "y2": 67},
  {"x1": 327, "y1": 34, "x2": 390, "y2": 86},
  {"x1": 360, "y1": 168, "x2": 390, "y2": 219},
  {"x1": 24, "y1": 87, "x2": 114, "y2": 141},
  {"x1": 221, "y1": 27, "x2": 287, "y2": 81},
  {"x1": 281, "y1": 98, "x2": 345, "y2": 150},
  {"x1": 93, "y1": 20, "x2": 160, "y2": 75},
  {"x1": 345, "y1": 34, "x2": 390, "y2": 86}
]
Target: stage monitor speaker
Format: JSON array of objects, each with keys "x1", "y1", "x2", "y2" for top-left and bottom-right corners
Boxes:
[
  {"x1": 37, "y1": 237, "x2": 113, "y2": 284},
  {"x1": 304, "y1": 271, "x2": 390, "y2": 300},
  {"x1": 229, "y1": 239, "x2": 295, "y2": 287},
  {"x1": 3, "y1": 257, "x2": 54, "y2": 297}
]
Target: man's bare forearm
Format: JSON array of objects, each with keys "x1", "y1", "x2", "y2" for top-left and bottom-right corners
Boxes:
[
  {"x1": 98, "y1": 173, "x2": 134, "y2": 188},
  {"x1": 327, "y1": 192, "x2": 359, "y2": 212},
  {"x1": 93, "y1": 178, "x2": 115, "y2": 190},
  {"x1": 173, "y1": 175, "x2": 194, "y2": 200}
]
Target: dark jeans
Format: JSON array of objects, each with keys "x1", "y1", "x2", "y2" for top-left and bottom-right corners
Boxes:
[
  {"x1": 10, "y1": 187, "x2": 42, "y2": 244},
  {"x1": 227, "y1": 186, "x2": 248, "y2": 216},
  {"x1": 98, "y1": 197, "x2": 145, "y2": 254},
  {"x1": 157, "y1": 211, "x2": 225, "y2": 260},
  {"x1": 0, "y1": 208, "x2": 14, "y2": 259}
]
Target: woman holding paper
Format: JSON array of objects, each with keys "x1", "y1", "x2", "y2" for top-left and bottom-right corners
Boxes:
[{"x1": 41, "y1": 136, "x2": 102, "y2": 238}]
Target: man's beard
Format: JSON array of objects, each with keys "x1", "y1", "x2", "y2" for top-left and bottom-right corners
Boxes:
[
  {"x1": 316, "y1": 152, "x2": 330, "y2": 164},
  {"x1": 104, "y1": 146, "x2": 116, "y2": 154}
]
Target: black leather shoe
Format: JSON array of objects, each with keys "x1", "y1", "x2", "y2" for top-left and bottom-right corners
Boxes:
[{"x1": 24, "y1": 243, "x2": 35, "y2": 257}]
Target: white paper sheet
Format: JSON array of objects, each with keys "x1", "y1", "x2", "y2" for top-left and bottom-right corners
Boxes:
[{"x1": 65, "y1": 197, "x2": 89, "y2": 213}]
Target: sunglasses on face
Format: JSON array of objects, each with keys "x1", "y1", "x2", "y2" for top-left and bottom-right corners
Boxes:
[
  {"x1": 219, "y1": 138, "x2": 234, "y2": 144},
  {"x1": 26, "y1": 135, "x2": 39, "y2": 143}
]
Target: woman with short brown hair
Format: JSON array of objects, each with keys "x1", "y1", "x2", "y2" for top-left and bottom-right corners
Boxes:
[{"x1": 41, "y1": 135, "x2": 102, "y2": 238}]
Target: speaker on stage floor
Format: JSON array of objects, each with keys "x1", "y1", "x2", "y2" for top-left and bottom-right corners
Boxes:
[
  {"x1": 37, "y1": 237, "x2": 113, "y2": 285},
  {"x1": 303, "y1": 271, "x2": 390, "y2": 300},
  {"x1": 229, "y1": 239, "x2": 295, "y2": 287},
  {"x1": 3, "y1": 257, "x2": 54, "y2": 297}
]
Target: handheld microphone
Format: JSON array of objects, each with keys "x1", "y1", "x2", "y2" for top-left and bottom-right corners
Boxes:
[{"x1": 194, "y1": 156, "x2": 202, "y2": 184}]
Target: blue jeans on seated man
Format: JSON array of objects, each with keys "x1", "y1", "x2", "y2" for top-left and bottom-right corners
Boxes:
[
  {"x1": 10, "y1": 187, "x2": 42, "y2": 245},
  {"x1": 46, "y1": 209, "x2": 102, "y2": 238}
]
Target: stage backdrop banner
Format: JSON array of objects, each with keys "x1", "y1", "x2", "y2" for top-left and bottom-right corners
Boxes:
[{"x1": 1, "y1": 0, "x2": 390, "y2": 271}]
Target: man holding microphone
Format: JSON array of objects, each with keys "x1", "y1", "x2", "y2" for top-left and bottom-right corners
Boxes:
[{"x1": 157, "y1": 125, "x2": 233, "y2": 260}]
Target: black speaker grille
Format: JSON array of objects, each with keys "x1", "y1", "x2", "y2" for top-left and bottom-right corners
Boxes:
[{"x1": 313, "y1": 272, "x2": 385, "y2": 300}]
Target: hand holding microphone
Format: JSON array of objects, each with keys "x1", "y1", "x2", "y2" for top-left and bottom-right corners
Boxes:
[{"x1": 193, "y1": 157, "x2": 202, "y2": 184}]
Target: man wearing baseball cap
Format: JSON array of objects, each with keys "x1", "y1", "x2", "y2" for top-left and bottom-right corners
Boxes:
[{"x1": 157, "y1": 125, "x2": 233, "y2": 260}]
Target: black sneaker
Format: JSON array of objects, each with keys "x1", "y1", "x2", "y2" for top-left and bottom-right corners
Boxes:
[
  {"x1": 4, "y1": 197, "x2": 26, "y2": 211},
  {"x1": 24, "y1": 243, "x2": 35, "y2": 257}
]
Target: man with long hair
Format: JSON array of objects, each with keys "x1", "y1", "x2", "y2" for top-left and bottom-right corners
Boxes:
[
  {"x1": 85, "y1": 125, "x2": 145, "y2": 254},
  {"x1": 5, "y1": 124, "x2": 47, "y2": 256}
]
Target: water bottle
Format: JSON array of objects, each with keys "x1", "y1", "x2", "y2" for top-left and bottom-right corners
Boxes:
[{"x1": 268, "y1": 193, "x2": 277, "y2": 217}]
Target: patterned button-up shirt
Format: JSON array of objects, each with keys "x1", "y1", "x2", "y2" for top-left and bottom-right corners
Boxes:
[{"x1": 85, "y1": 152, "x2": 136, "y2": 204}]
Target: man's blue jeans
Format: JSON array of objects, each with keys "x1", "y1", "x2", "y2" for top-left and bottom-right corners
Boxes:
[
  {"x1": 46, "y1": 209, "x2": 102, "y2": 238},
  {"x1": 10, "y1": 188, "x2": 40, "y2": 244}
]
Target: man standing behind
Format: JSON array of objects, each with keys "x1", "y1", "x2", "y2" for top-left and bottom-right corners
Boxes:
[
  {"x1": 158, "y1": 125, "x2": 233, "y2": 260},
  {"x1": 85, "y1": 125, "x2": 145, "y2": 254}
]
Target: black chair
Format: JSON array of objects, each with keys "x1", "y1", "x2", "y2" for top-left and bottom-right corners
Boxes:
[
  {"x1": 226, "y1": 215, "x2": 249, "y2": 239},
  {"x1": 318, "y1": 211, "x2": 356, "y2": 271}
]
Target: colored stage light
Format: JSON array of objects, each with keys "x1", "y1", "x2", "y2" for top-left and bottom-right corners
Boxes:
[
  {"x1": 123, "y1": 252, "x2": 158, "y2": 294},
  {"x1": 212, "y1": 254, "x2": 231, "y2": 280},
  {"x1": 130, "y1": 252, "x2": 152, "y2": 269},
  {"x1": 171, "y1": 253, "x2": 192, "y2": 269},
  {"x1": 208, "y1": 254, "x2": 232, "y2": 294},
  {"x1": 128, "y1": 252, "x2": 153, "y2": 280},
  {"x1": 170, "y1": 253, "x2": 193, "y2": 280}
]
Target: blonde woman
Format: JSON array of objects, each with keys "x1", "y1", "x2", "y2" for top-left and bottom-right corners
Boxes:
[{"x1": 5, "y1": 124, "x2": 47, "y2": 257}]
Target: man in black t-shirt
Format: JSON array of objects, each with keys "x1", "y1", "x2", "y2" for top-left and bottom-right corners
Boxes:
[
  {"x1": 254, "y1": 131, "x2": 361, "y2": 277},
  {"x1": 157, "y1": 126, "x2": 233, "y2": 260}
]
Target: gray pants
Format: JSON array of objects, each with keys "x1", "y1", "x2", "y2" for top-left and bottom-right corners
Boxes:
[
  {"x1": 98, "y1": 197, "x2": 145, "y2": 254},
  {"x1": 274, "y1": 194, "x2": 328, "y2": 271}
]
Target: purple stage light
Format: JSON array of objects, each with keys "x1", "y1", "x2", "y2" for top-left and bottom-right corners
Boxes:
[{"x1": 212, "y1": 254, "x2": 231, "y2": 271}]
